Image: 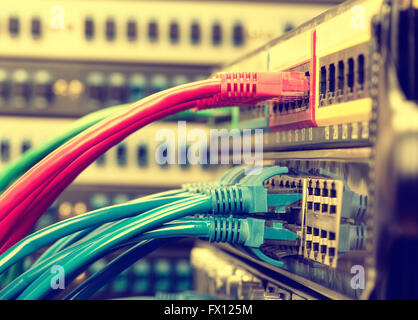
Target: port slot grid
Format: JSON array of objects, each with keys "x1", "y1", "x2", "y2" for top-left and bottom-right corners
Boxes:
[
  {"x1": 269, "y1": 31, "x2": 317, "y2": 131},
  {"x1": 317, "y1": 42, "x2": 369, "y2": 108}
]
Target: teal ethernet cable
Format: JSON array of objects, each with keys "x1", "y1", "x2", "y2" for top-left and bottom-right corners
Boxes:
[
  {"x1": 17, "y1": 216, "x2": 243, "y2": 300},
  {"x1": 0, "y1": 195, "x2": 190, "y2": 275},
  {"x1": 23, "y1": 216, "x2": 250, "y2": 300},
  {"x1": 8, "y1": 196, "x2": 211, "y2": 300},
  {"x1": 0, "y1": 104, "x2": 128, "y2": 193},
  {"x1": 32, "y1": 228, "x2": 95, "y2": 268}
]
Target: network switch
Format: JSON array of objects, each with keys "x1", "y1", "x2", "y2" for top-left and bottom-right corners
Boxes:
[
  {"x1": 0, "y1": 1, "x2": 329, "y2": 65},
  {"x1": 0, "y1": 59, "x2": 211, "y2": 118},
  {"x1": 228, "y1": 0, "x2": 383, "y2": 151},
  {"x1": 0, "y1": 117, "x2": 227, "y2": 188}
]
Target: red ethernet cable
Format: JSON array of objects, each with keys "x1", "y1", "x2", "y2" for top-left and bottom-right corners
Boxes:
[
  {"x1": 0, "y1": 72, "x2": 308, "y2": 252},
  {"x1": 0, "y1": 100, "x2": 199, "y2": 250}
]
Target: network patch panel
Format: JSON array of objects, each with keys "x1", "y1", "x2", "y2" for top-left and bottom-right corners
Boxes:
[
  {"x1": 191, "y1": 246, "x2": 318, "y2": 300},
  {"x1": 0, "y1": 59, "x2": 211, "y2": 118},
  {"x1": 228, "y1": 0, "x2": 382, "y2": 150},
  {"x1": 205, "y1": 158, "x2": 369, "y2": 299},
  {"x1": 0, "y1": 1, "x2": 329, "y2": 65},
  {"x1": 0, "y1": 117, "x2": 226, "y2": 187}
]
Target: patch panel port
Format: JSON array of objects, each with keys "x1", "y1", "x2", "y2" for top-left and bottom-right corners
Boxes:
[
  {"x1": 308, "y1": 180, "x2": 313, "y2": 195},
  {"x1": 314, "y1": 182, "x2": 320, "y2": 196},
  {"x1": 212, "y1": 23, "x2": 222, "y2": 46},
  {"x1": 347, "y1": 57, "x2": 354, "y2": 96},
  {"x1": 137, "y1": 144, "x2": 148, "y2": 168},
  {"x1": 1, "y1": 140, "x2": 10, "y2": 163},
  {"x1": 313, "y1": 242, "x2": 319, "y2": 252},
  {"x1": 320, "y1": 244, "x2": 327, "y2": 254},
  {"x1": 327, "y1": 63, "x2": 335, "y2": 100},
  {"x1": 337, "y1": 60, "x2": 344, "y2": 98},
  {"x1": 357, "y1": 54, "x2": 365, "y2": 94},
  {"x1": 116, "y1": 143, "x2": 127, "y2": 167},
  {"x1": 330, "y1": 183, "x2": 337, "y2": 198},
  {"x1": 320, "y1": 66, "x2": 326, "y2": 103}
]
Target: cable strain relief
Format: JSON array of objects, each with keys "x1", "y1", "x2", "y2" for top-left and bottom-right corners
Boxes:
[
  {"x1": 208, "y1": 186, "x2": 249, "y2": 214},
  {"x1": 208, "y1": 216, "x2": 247, "y2": 244}
]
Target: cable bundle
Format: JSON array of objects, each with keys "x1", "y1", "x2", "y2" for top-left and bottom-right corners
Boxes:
[{"x1": 0, "y1": 72, "x2": 307, "y2": 299}]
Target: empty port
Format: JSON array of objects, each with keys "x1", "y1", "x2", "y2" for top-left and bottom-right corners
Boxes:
[
  {"x1": 21, "y1": 140, "x2": 31, "y2": 154},
  {"x1": 328, "y1": 63, "x2": 335, "y2": 95},
  {"x1": 212, "y1": 23, "x2": 222, "y2": 45},
  {"x1": 306, "y1": 240, "x2": 312, "y2": 249},
  {"x1": 190, "y1": 22, "x2": 201, "y2": 45},
  {"x1": 1, "y1": 140, "x2": 10, "y2": 162},
  {"x1": 84, "y1": 17, "x2": 94, "y2": 40},
  {"x1": 0, "y1": 69, "x2": 10, "y2": 102},
  {"x1": 86, "y1": 72, "x2": 106, "y2": 106},
  {"x1": 129, "y1": 73, "x2": 147, "y2": 101},
  {"x1": 313, "y1": 228, "x2": 319, "y2": 237},
  {"x1": 33, "y1": 70, "x2": 53, "y2": 107},
  {"x1": 314, "y1": 203, "x2": 320, "y2": 211},
  {"x1": 320, "y1": 66, "x2": 327, "y2": 99},
  {"x1": 328, "y1": 247, "x2": 336, "y2": 257},
  {"x1": 306, "y1": 226, "x2": 312, "y2": 234},
  {"x1": 337, "y1": 60, "x2": 344, "y2": 96},
  {"x1": 232, "y1": 22, "x2": 244, "y2": 46},
  {"x1": 126, "y1": 19, "x2": 137, "y2": 41},
  {"x1": 307, "y1": 201, "x2": 313, "y2": 210},
  {"x1": 148, "y1": 20, "x2": 158, "y2": 42},
  {"x1": 357, "y1": 54, "x2": 365, "y2": 89},
  {"x1": 329, "y1": 232, "x2": 336, "y2": 240},
  {"x1": 314, "y1": 183, "x2": 320, "y2": 196},
  {"x1": 330, "y1": 205, "x2": 336, "y2": 214},
  {"x1": 169, "y1": 22, "x2": 180, "y2": 44},
  {"x1": 105, "y1": 18, "x2": 116, "y2": 41},
  {"x1": 31, "y1": 17, "x2": 42, "y2": 38},
  {"x1": 108, "y1": 73, "x2": 128, "y2": 104},
  {"x1": 96, "y1": 154, "x2": 106, "y2": 166},
  {"x1": 11, "y1": 69, "x2": 31, "y2": 103},
  {"x1": 9, "y1": 16, "x2": 20, "y2": 37},
  {"x1": 330, "y1": 184, "x2": 337, "y2": 197},
  {"x1": 313, "y1": 243, "x2": 319, "y2": 251},
  {"x1": 137, "y1": 144, "x2": 148, "y2": 167},
  {"x1": 321, "y1": 230, "x2": 327, "y2": 238},
  {"x1": 321, "y1": 204, "x2": 328, "y2": 212},
  {"x1": 347, "y1": 58, "x2": 355, "y2": 93},
  {"x1": 116, "y1": 144, "x2": 127, "y2": 167},
  {"x1": 320, "y1": 245, "x2": 327, "y2": 254}
]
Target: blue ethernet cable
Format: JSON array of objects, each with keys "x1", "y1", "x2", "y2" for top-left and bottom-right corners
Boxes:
[{"x1": 64, "y1": 238, "x2": 175, "y2": 300}]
